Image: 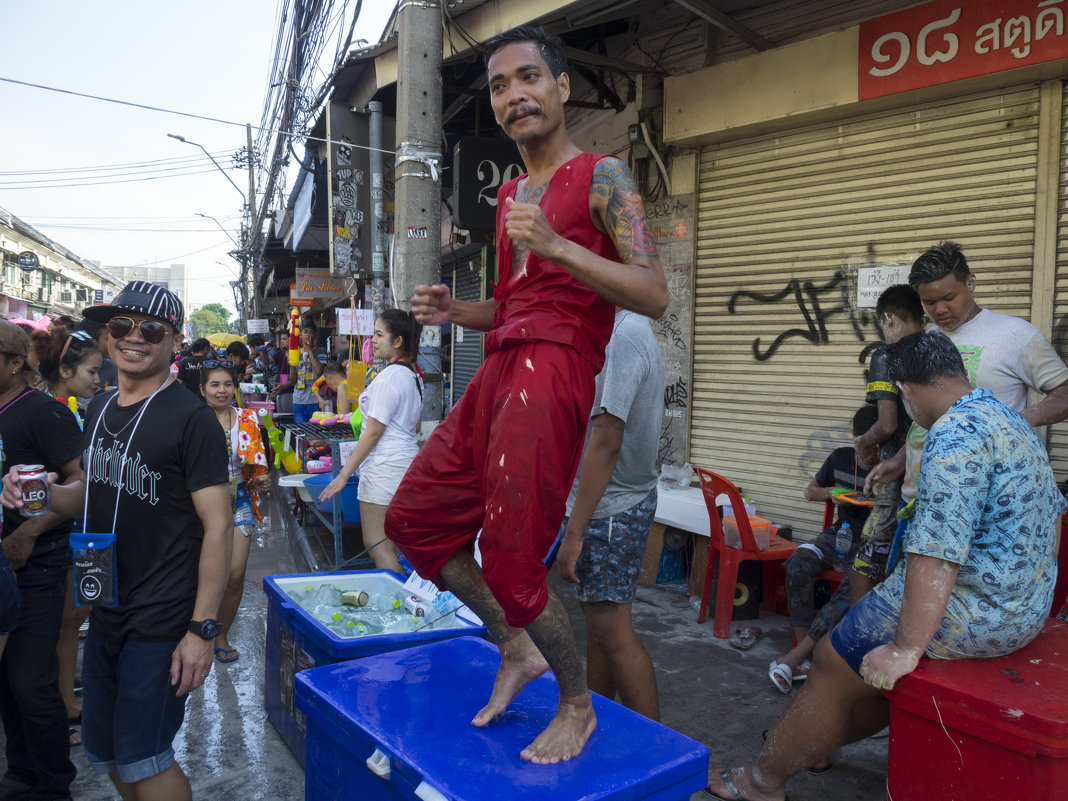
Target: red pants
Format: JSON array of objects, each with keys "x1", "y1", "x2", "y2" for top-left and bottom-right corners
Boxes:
[{"x1": 385, "y1": 341, "x2": 594, "y2": 628}]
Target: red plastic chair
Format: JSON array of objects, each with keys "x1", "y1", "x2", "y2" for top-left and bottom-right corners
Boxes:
[{"x1": 694, "y1": 467, "x2": 799, "y2": 638}]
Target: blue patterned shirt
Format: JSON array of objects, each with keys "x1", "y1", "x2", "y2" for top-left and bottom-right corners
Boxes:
[{"x1": 874, "y1": 388, "x2": 1064, "y2": 659}]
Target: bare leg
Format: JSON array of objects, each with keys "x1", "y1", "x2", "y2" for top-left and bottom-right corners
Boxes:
[
  {"x1": 436, "y1": 552, "x2": 596, "y2": 763},
  {"x1": 361, "y1": 502, "x2": 403, "y2": 573},
  {"x1": 58, "y1": 572, "x2": 90, "y2": 719},
  {"x1": 214, "y1": 525, "x2": 250, "y2": 659},
  {"x1": 772, "y1": 626, "x2": 813, "y2": 674},
  {"x1": 705, "y1": 636, "x2": 884, "y2": 801},
  {"x1": 582, "y1": 601, "x2": 659, "y2": 720},
  {"x1": 437, "y1": 551, "x2": 548, "y2": 721},
  {"x1": 121, "y1": 761, "x2": 192, "y2": 801},
  {"x1": 848, "y1": 568, "x2": 876, "y2": 606},
  {"x1": 108, "y1": 773, "x2": 137, "y2": 801}
]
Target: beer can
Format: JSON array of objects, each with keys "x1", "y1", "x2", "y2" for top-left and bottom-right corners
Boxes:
[
  {"x1": 403, "y1": 595, "x2": 429, "y2": 618},
  {"x1": 18, "y1": 465, "x2": 49, "y2": 517}
]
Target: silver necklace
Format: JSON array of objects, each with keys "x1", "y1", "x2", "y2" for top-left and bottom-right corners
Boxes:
[{"x1": 100, "y1": 379, "x2": 166, "y2": 438}]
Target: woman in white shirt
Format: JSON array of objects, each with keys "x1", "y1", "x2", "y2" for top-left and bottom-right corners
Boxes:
[{"x1": 319, "y1": 309, "x2": 423, "y2": 572}]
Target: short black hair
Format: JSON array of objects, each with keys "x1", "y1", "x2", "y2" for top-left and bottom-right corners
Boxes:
[
  {"x1": 190, "y1": 338, "x2": 211, "y2": 353},
  {"x1": 852, "y1": 404, "x2": 879, "y2": 437},
  {"x1": 875, "y1": 284, "x2": 924, "y2": 325},
  {"x1": 225, "y1": 341, "x2": 250, "y2": 360},
  {"x1": 301, "y1": 319, "x2": 317, "y2": 333},
  {"x1": 886, "y1": 330, "x2": 968, "y2": 386},
  {"x1": 909, "y1": 241, "x2": 972, "y2": 287},
  {"x1": 75, "y1": 318, "x2": 107, "y2": 341},
  {"x1": 483, "y1": 25, "x2": 568, "y2": 78}
]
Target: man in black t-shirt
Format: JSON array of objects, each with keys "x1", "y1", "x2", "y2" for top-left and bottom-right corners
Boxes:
[
  {"x1": 769, "y1": 405, "x2": 876, "y2": 695},
  {"x1": 3, "y1": 283, "x2": 230, "y2": 801},
  {"x1": 175, "y1": 337, "x2": 211, "y2": 395},
  {"x1": 0, "y1": 320, "x2": 83, "y2": 801},
  {"x1": 850, "y1": 285, "x2": 925, "y2": 603}
]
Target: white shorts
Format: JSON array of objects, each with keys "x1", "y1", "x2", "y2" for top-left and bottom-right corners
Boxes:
[{"x1": 357, "y1": 459, "x2": 412, "y2": 506}]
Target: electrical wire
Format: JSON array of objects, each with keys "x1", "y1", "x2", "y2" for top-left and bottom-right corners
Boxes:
[{"x1": 0, "y1": 76, "x2": 391, "y2": 155}]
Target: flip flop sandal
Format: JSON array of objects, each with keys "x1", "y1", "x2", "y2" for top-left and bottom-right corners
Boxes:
[
  {"x1": 761, "y1": 730, "x2": 832, "y2": 776},
  {"x1": 214, "y1": 647, "x2": 240, "y2": 664},
  {"x1": 768, "y1": 660, "x2": 793, "y2": 693},
  {"x1": 700, "y1": 769, "x2": 791, "y2": 801},
  {"x1": 792, "y1": 660, "x2": 812, "y2": 682},
  {"x1": 729, "y1": 625, "x2": 763, "y2": 650}
]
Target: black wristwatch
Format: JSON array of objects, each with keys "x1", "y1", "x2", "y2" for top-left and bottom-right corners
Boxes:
[{"x1": 188, "y1": 619, "x2": 221, "y2": 640}]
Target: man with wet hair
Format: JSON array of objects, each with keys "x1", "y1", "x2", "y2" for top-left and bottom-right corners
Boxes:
[
  {"x1": 909, "y1": 240, "x2": 1068, "y2": 426},
  {"x1": 387, "y1": 24, "x2": 668, "y2": 764},
  {"x1": 703, "y1": 330, "x2": 1064, "y2": 801}
]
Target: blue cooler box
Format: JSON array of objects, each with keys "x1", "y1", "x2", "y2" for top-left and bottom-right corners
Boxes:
[
  {"x1": 263, "y1": 570, "x2": 486, "y2": 766},
  {"x1": 296, "y1": 636, "x2": 709, "y2": 801}
]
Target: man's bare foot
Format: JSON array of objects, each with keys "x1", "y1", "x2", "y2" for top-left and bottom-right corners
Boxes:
[
  {"x1": 520, "y1": 692, "x2": 596, "y2": 764},
  {"x1": 704, "y1": 767, "x2": 783, "y2": 801},
  {"x1": 472, "y1": 631, "x2": 549, "y2": 726}
]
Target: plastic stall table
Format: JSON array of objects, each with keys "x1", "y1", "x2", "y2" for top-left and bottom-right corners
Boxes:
[
  {"x1": 278, "y1": 421, "x2": 359, "y2": 568},
  {"x1": 296, "y1": 636, "x2": 709, "y2": 801}
]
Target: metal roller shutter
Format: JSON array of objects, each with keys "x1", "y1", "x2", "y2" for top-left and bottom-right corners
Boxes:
[
  {"x1": 693, "y1": 84, "x2": 1041, "y2": 535},
  {"x1": 449, "y1": 252, "x2": 486, "y2": 408},
  {"x1": 1049, "y1": 79, "x2": 1068, "y2": 482}
]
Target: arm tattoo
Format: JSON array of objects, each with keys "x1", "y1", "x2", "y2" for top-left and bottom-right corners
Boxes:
[{"x1": 590, "y1": 158, "x2": 657, "y2": 263}]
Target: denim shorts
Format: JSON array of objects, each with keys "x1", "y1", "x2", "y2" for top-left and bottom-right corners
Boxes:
[
  {"x1": 828, "y1": 588, "x2": 901, "y2": 675},
  {"x1": 82, "y1": 631, "x2": 188, "y2": 783},
  {"x1": 0, "y1": 546, "x2": 21, "y2": 635},
  {"x1": 562, "y1": 488, "x2": 657, "y2": 604}
]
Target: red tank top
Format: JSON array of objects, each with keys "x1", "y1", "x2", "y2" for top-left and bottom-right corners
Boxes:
[{"x1": 487, "y1": 152, "x2": 617, "y2": 371}]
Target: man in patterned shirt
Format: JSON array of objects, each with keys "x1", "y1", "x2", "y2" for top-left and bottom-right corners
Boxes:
[{"x1": 703, "y1": 330, "x2": 1064, "y2": 801}]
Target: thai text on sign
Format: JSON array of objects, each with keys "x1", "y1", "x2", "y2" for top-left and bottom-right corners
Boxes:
[
  {"x1": 292, "y1": 268, "x2": 348, "y2": 301},
  {"x1": 859, "y1": 0, "x2": 1067, "y2": 100}
]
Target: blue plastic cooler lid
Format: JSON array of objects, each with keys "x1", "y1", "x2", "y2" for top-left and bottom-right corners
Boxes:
[{"x1": 296, "y1": 636, "x2": 708, "y2": 801}]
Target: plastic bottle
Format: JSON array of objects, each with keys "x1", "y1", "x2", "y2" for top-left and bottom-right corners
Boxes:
[{"x1": 832, "y1": 522, "x2": 852, "y2": 573}]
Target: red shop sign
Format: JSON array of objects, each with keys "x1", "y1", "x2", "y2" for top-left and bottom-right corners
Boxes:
[{"x1": 859, "y1": 0, "x2": 1068, "y2": 100}]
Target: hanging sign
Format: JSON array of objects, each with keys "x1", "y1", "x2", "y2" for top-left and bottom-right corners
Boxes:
[
  {"x1": 859, "y1": 0, "x2": 1068, "y2": 100},
  {"x1": 17, "y1": 252, "x2": 38, "y2": 272}
]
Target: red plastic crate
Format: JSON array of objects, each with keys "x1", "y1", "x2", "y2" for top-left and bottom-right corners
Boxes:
[{"x1": 887, "y1": 618, "x2": 1068, "y2": 800}]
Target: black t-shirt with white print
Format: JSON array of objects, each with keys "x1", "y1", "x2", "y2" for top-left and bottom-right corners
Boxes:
[
  {"x1": 0, "y1": 389, "x2": 84, "y2": 557},
  {"x1": 83, "y1": 381, "x2": 227, "y2": 642}
]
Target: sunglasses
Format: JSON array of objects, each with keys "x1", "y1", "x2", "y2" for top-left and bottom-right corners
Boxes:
[
  {"x1": 203, "y1": 359, "x2": 234, "y2": 369},
  {"x1": 107, "y1": 316, "x2": 169, "y2": 345}
]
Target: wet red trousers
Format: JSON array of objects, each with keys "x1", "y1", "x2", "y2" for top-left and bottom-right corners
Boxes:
[{"x1": 385, "y1": 341, "x2": 594, "y2": 627}]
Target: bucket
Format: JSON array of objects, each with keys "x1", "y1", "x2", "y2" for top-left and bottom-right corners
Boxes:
[{"x1": 303, "y1": 473, "x2": 359, "y2": 522}]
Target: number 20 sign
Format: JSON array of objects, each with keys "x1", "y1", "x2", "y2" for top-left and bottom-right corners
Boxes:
[{"x1": 452, "y1": 136, "x2": 523, "y2": 232}]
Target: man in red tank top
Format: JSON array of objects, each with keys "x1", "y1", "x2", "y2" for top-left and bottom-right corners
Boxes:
[{"x1": 385, "y1": 26, "x2": 668, "y2": 764}]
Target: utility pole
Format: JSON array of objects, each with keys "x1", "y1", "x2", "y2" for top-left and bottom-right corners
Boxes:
[
  {"x1": 368, "y1": 101, "x2": 387, "y2": 323},
  {"x1": 394, "y1": 0, "x2": 443, "y2": 419},
  {"x1": 245, "y1": 123, "x2": 260, "y2": 322}
]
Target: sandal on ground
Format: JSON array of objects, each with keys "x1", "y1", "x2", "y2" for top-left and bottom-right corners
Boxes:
[
  {"x1": 214, "y1": 647, "x2": 240, "y2": 664},
  {"x1": 761, "y1": 730, "x2": 832, "y2": 776},
  {"x1": 729, "y1": 625, "x2": 763, "y2": 650},
  {"x1": 792, "y1": 660, "x2": 811, "y2": 682},
  {"x1": 700, "y1": 769, "x2": 790, "y2": 801},
  {"x1": 768, "y1": 660, "x2": 793, "y2": 693},
  {"x1": 68, "y1": 727, "x2": 81, "y2": 747}
]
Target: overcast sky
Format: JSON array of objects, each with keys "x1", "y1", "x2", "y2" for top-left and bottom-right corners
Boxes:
[{"x1": 0, "y1": 0, "x2": 392, "y2": 316}]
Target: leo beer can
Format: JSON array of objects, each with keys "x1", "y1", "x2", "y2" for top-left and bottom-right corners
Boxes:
[{"x1": 18, "y1": 465, "x2": 49, "y2": 517}]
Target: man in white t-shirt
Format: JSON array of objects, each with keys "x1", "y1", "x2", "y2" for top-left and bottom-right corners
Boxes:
[{"x1": 909, "y1": 240, "x2": 1068, "y2": 428}]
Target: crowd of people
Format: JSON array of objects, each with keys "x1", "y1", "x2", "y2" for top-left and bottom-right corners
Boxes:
[{"x1": 0, "y1": 21, "x2": 1066, "y2": 801}]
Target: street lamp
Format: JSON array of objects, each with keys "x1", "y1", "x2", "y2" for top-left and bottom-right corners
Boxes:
[
  {"x1": 196, "y1": 213, "x2": 239, "y2": 248},
  {"x1": 166, "y1": 133, "x2": 246, "y2": 205},
  {"x1": 169, "y1": 132, "x2": 256, "y2": 329}
]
